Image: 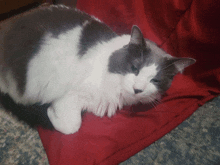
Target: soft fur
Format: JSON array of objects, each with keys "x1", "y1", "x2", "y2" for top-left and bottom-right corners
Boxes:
[{"x1": 0, "y1": 5, "x2": 195, "y2": 134}]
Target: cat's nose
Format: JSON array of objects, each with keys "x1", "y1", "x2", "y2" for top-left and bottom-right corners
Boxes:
[{"x1": 134, "y1": 89, "x2": 143, "y2": 94}]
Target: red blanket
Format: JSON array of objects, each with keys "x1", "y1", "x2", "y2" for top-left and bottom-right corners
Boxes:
[{"x1": 38, "y1": 0, "x2": 220, "y2": 164}]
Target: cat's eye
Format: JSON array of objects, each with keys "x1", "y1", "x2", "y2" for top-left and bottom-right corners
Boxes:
[
  {"x1": 150, "y1": 78, "x2": 161, "y2": 84},
  {"x1": 131, "y1": 65, "x2": 139, "y2": 75}
]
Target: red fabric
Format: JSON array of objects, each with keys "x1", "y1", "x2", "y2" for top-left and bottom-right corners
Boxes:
[{"x1": 38, "y1": 0, "x2": 220, "y2": 164}]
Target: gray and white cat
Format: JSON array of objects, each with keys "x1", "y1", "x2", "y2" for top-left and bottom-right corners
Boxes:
[{"x1": 0, "y1": 5, "x2": 195, "y2": 134}]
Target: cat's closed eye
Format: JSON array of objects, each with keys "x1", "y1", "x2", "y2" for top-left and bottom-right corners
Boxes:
[
  {"x1": 150, "y1": 78, "x2": 161, "y2": 85},
  {"x1": 131, "y1": 65, "x2": 139, "y2": 75}
]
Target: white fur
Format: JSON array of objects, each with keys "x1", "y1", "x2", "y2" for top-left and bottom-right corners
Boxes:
[
  {"x1": 24, "y1": 27, "x2": 83, "y2": 104},
  {"x1": 0, "y1": 25, "x2": 160, "y2": 134}
]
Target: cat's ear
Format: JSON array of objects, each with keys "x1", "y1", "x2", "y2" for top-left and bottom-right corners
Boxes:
[
  {"x1": 129, "y1": 25, "x2": 146, "y2": 47},
  {"x1": 170, "y1": 57, "x2": 196, "y2": 73}
]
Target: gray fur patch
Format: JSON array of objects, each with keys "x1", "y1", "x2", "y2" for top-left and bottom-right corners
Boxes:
[{"x1": 78, "y1": 20, "x2": 117, "y2": 56}]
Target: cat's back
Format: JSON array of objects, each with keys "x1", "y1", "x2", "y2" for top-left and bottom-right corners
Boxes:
[
  {"x1": 5, "y1": 5, "x2": 92, "y2": 39},
  {"x1": 3, "y1": 5, "x2": 95, "y2": 61},
  {"x1": 1, "y1": 5, "x2": 90, "y2": 96},
  {"x1": 3, "y1": 4, "x2": 118, "y2": 69},
  {"x1": 1, "y1": 5, "x2": 118, "y2": 104}
]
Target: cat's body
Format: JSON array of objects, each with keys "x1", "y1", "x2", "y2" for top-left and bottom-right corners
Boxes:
[{"x1": 0, "y1": 5, "x2": 195, "y2": 134}]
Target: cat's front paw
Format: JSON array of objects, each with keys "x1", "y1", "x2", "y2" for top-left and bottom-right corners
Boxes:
[{"x1": 47, "y1": 107, "x2": 81, "y2": 134}]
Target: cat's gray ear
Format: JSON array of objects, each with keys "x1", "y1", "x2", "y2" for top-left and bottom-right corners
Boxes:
[
  {"x1": 172, "y1": 57, "x2": 196, "y2": 73},
  {"x1": 129, "y1": 25, "x2": 146, "y2": 46}
]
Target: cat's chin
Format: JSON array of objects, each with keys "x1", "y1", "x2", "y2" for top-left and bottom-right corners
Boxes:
[
  {"x1": 138, "y1": 93, "x2": 162, "y2": 104},
  {"x1": 120, "y1": 91, "x2": 161, "y2": 106}
]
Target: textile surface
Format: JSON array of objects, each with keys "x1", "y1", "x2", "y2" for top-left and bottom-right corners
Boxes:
[{"x1": 1, "y1": 96, "x2": 220, "y2": 164}]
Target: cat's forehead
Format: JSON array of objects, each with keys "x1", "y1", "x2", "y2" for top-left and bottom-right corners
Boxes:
[
  {"x1": 145, "y1": 40, "x2": 171, "y2": 62},
  {"x1": 139, "y1": 63, "x2": 158, "y2": 77}
]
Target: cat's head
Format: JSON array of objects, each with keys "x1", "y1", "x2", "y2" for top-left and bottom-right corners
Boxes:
[{"x1": 108, "y1": 25, "x2": 196, "y2": 104}]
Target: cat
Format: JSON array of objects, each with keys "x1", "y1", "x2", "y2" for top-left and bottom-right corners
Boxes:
[{"x1": 0, "y1": 4, "x2": 195, "y2": 134}]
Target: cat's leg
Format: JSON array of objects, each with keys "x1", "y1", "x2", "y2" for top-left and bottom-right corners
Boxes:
[{"x1": 47, "y1": 94, "x2": 82, "y2": 134}]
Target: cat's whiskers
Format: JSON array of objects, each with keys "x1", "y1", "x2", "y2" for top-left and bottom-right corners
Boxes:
[
  {"x1": 147, "y1": 94, "x2": 167, "y2": 111},
  {"x1": 150, "y1": 100, "x2": 159, "y2": 111},
  {"x1": 149, "y1": 95, "x2": 180, "y2": 114}
]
